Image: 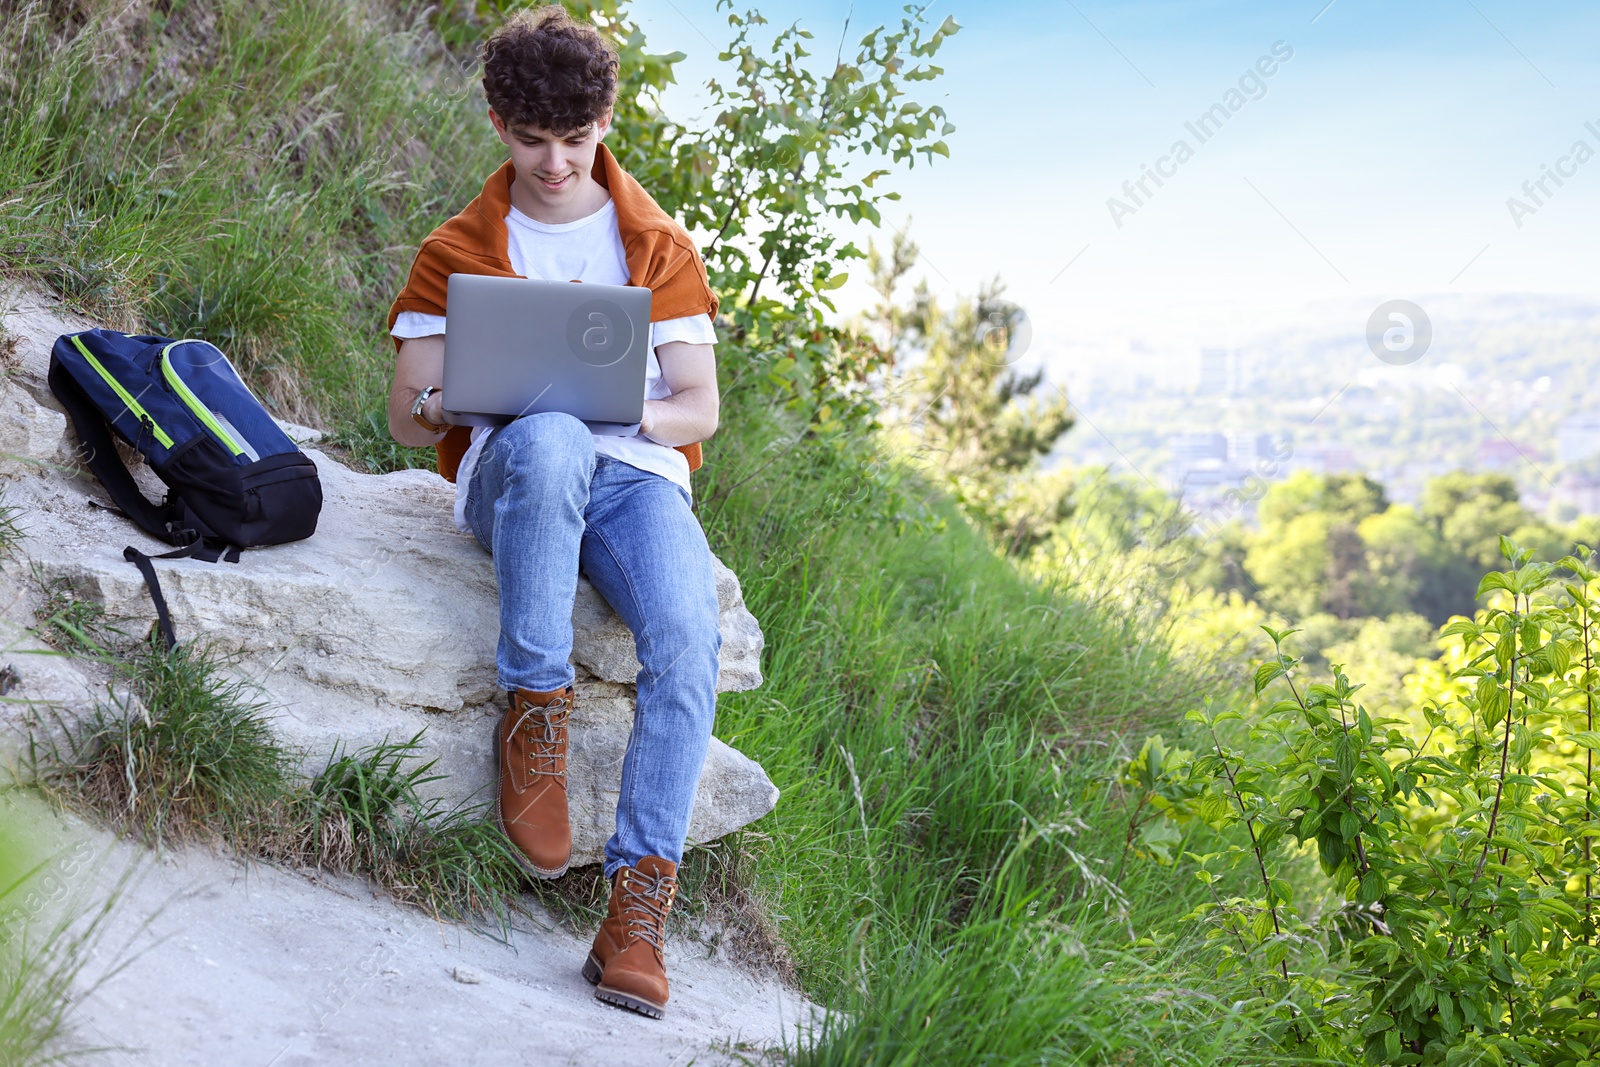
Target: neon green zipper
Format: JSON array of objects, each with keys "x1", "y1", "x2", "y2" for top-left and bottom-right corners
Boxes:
[
  {"x1": 69, "y1": 335, "x2": 175, "y2": 449},
  {"x1": 158, "y1": 342, "x2": 244, "y2": 457}
]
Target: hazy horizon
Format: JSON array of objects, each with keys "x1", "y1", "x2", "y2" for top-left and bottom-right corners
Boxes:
[{"x1": 632, "y1": 0, "x2": 1600, "y2": 379}]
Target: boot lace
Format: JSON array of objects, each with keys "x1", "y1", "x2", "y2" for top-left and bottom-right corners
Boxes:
[
  {"x1": 619, "y1": 869, "x2": 677, "y2": 953},
  {"x1": 510, "y1": 697, "x2": 569, "y2": 779}
]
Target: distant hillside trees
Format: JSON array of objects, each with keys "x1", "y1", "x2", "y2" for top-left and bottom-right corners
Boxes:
[{"x1": 1200, "y1": 470, "x2": 1590, "y2": 624}]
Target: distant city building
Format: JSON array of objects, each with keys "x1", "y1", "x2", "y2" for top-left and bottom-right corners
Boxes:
[
  {"x1": 1177, "y1": 431, "x2": 1235, "y2": 499},
  {"x1": 1227, "y1": 432, "x2": 1274, "y2": 467},
  {"x1": 1165, "y1": 430, "x2": 1299, "y2": 510},
  {"x1": 1320, "y1": 446, "x2": 1358, "y2": 474},
  {"x1": 1197, "y1": 348, "x2": 1229, "y2": 395},
  {"x1": 1559, "y1": 414, "x2": 1600, "y2": 464},
  {"x1": 1178, "y1": 467, "x2": 1234, "y2": 491},
  {"x1": 1171, "y1": 431, "x2": 1227, "y2": 461},
  {"x1": 1287, "y1": 444, "x2": 1359, "y2": 475}
]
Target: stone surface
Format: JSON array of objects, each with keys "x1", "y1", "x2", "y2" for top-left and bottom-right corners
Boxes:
[
  {"x1": 0, "y1": 285, "x2": 776, "y2": 865},
  {"x1": 24, "y1": 799, "x2": 821, "y2": 1066}
]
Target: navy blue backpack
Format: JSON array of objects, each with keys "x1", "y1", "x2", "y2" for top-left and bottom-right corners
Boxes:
[{"x1": 48, "y1": 329, "x2": 323, "y2": 645}]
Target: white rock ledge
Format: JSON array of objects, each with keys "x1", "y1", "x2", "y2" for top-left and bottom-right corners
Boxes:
[{"x1": 0, "y1": 286, "x2": 775, "y2": 866}]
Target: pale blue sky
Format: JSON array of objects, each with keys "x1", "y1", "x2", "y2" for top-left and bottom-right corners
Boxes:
[{"x1": 629, "y1": 0, "x2": 1600, "y2": 371}]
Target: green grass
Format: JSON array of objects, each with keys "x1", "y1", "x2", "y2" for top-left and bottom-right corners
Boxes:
[
  {"x1": 292, "y1": 733, "x2": 529, "y2": 923},
  {"x1": 0, "y1": 489, "x2": 24, "y2": 561},
  {"x1": 685, "y1": 381, "x2": 1291, "y2": 1062},
  {"x1": 0, "y1": 0, "x2": 499, "y2": 432},
  {"x1": 26, "y1": 566, "x2": 112, "y2": 655},
  {"x1": 792, "y1": 896, "x2": 1259, "y2": 1067},
  {"x1": 295, "y1": 731, "x2": 446, "y2": 873}
]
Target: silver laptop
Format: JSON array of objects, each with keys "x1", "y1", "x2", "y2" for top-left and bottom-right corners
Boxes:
[{"x1": 441, "y1": 274, "x2": 652, "y2": 435}]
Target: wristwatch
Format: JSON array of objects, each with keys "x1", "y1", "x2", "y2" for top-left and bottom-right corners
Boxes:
[{"x1": 411, "y1": 386, "x2": 448, "y2": 434}]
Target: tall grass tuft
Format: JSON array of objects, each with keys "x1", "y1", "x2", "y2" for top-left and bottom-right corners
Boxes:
[
  {"x1": 288, "y1": 733, "x2": 528, "y2": 924},
  {"x1": 296, "y1": 732, "x2": 445, "y2": 873},
  {"x1": 378, "y1": 816, "x2": 526, "y2": 924},
  {"x1": 37, "y1": 634, "x2": 295, "y2": 847}
]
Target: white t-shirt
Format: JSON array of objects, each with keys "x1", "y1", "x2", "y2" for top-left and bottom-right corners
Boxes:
[{"x1": 392, "y1": 199, "x2": 717, "y2": 532}]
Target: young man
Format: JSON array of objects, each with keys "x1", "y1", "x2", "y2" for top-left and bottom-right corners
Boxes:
[{"x1": 385, "y1": 6, "x2": 722, "y2": 1020}]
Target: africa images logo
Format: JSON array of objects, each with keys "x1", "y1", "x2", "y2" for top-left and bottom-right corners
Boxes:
[
  {"x1": 565, "y1": 300, "x2": 633, "y2": 368},
  {"x1": 1366, "y1": 299, "x2": 1432, "y2": 366}
]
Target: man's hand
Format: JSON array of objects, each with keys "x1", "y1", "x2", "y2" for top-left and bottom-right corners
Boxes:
[
  {"x1": 388, "y1": 335, "x2": 449, "y2": 447},
  {"x1": 642, "y1": 340, "x2": 718, "y2": 446}
]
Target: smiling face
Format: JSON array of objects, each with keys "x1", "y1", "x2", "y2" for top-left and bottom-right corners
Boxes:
[{"x1": 490, "y1": 106, "x2": 613, "y2": 223}]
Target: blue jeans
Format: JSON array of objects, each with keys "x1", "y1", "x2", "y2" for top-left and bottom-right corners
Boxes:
[{"x1": 464, "y1": 412, "x2": 722, "y2": 878}]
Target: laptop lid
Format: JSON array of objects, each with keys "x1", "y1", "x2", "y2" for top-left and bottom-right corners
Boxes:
[{"x1": 441, "y1": 274, "x2": 652, "y2": 432}]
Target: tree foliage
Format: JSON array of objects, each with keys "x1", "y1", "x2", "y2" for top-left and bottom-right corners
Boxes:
[
  {"x1": 902, "y1": 279, "x2": 1073, "y2": 479},
  {"x1": 1203, "y1": 471, "x2": 1588, "y2": 625},
  {"x1": 866, "y1": 226, "x2": 1075, "y2": 534}
]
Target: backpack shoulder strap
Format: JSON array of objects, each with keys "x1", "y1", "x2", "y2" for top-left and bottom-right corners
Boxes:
[
  {"x1": 48, "y1": 354, "x2": 181, "y2": 545},
  {"x1": 122, "y1": 545, "x2": 184, "y2": 650}
]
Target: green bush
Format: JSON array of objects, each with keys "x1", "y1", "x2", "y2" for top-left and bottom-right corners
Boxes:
[{"x1": 1152, "y1": 539, "x2": 1600, "y2": 1064}]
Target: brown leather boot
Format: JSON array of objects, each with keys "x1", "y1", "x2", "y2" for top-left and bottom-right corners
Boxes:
[
  {"x1": 495, "y1": 685, "x2": 573, "y2": 879},
  {"x1": 580, "y1": 856, "x2": 678, "y2": 1018}
]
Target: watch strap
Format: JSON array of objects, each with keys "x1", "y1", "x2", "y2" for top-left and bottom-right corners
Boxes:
[{"x1": 411, "y1": 386, "x2": 448, "y2": 434}]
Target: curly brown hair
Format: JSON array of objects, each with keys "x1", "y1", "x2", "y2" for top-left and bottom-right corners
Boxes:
[{"x1": 480, "y1": 6, "x2": 619, "y2": 136}]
